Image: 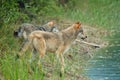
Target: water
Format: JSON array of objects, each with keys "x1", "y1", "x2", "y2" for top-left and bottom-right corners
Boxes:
[{"x1": 85, "y1": 31, "x2": 120, "y2": 80}]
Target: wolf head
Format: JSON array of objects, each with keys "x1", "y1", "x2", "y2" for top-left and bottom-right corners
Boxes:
[
  {"x1": 73, "y1": 22, "x2": 87, "y2": 40},
  {"x1": 14, "y1": 23, "x2": 36, "y2": 39}
]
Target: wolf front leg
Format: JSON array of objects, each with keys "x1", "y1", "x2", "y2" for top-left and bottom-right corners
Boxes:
[
  {"x1": 16, "y1": 39, "x2": 31, "y2": 60},
  {"x1": 56, "y1": 45, "x2": 67, "y2": 76},
  {"x1": 60, "y1": 53, "x2": 65, "y2": 74}
]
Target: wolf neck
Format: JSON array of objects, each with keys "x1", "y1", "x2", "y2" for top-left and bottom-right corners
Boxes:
[{"x1": 61, "y1": 26, "x2": 79, "y2": 41}]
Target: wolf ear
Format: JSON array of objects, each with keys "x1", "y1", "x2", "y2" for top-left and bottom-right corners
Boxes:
[
  {"x1": 74, "y1": 22, "x2": 81, "y2": 29},
  {"x1": 48, "y1": 21, "x2": 54, "y2": 27}
]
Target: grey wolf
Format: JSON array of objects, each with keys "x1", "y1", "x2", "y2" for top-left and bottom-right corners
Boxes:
[
  {"x1": 17, "y1": 22, "x2": 87, "y2": 75},
  {"x1": 14, "y1": 21, "x2": 59, "y2": 40},
  {"x1": 14, "y1": 21, "x2": 59, "y2": 57}
]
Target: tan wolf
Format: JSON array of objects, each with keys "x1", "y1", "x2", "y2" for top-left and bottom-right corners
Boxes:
[{"x1": 17, "y1": 22, "x2": 87, "y2": 75}]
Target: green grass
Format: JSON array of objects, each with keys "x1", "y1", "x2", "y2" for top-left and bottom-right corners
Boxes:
[
  {"x1": 0, "y1": 53, "x2": 45, "y2": 80},
  {"x1": 0, "y1": 49, "x2": 89, "y2": 80},
  {"x1": 0, "y1": 0, "x2": 120, "y2": 80},
  {"x1": 64, "y1": 0, "x2": 120, "y2": 29}
]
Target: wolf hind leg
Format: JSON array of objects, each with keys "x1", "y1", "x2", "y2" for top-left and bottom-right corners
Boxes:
[{"x1": 32, "y1": 38, "x2": 46, "y2": 68}]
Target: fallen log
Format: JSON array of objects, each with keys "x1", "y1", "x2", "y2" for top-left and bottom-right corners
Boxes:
[{"x1": 75, "y1": 39, "x2": 101, "y2": 48}]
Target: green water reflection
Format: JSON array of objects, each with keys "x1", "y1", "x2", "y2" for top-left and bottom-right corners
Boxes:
[{"x1": 85, "y1": 31, "x2": 120, "y2": 80}]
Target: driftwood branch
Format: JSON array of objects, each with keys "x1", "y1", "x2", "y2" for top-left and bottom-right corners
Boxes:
[{"x1": 75, "y1": 39, "x2": 101, "y2": 48}]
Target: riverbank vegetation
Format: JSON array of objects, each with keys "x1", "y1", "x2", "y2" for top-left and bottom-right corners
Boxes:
[{"x1": 0, "y1": 0, "x2": 120, "y2": 80}]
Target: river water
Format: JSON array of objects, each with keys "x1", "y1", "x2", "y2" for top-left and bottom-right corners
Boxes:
[{"x1": 85, "y1": 30, "x2": 120, "y2": 80}]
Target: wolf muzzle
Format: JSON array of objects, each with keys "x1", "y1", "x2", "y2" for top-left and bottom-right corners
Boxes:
[
  {"x1": 81, "y1": 35, "x2": 87, "y2": 40},
  {"x1": 14, "y1": 31, "x2": 19, "y2": 37}
]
